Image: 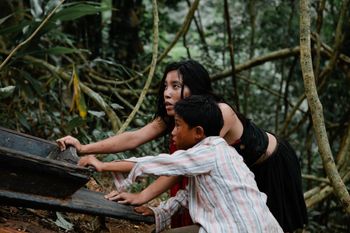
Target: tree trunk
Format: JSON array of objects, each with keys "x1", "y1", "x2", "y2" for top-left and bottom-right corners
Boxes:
[
  {"x1": 299, "y1": 0, "x2": 350, "y2": 213},
  {"x1": 110, "y1": 0, "x2": 144, "y2": 67}
]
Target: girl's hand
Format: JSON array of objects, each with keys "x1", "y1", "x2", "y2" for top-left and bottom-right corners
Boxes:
[
  {"x1": 134, "y1": 206, "x2": 154, "y2": 216},
  {"x1": 56, "y1": 135, "x2": 82, "y2": 153},
  {"x1": 78, "y1": 155, "x2": 103, "y2": 171}
]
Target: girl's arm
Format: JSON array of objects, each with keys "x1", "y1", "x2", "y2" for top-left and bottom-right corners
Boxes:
[
  {"x1": 218, "y1": 103, "x2": 243, "y2": 144},
  {"x1": 57, "y1": 118, "x2": 166, "y2": 155}
]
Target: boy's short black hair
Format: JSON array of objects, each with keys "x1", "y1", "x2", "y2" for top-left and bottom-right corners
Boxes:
[{"x1": 174, "y1": 95, "x2": 223, "y2": 136}]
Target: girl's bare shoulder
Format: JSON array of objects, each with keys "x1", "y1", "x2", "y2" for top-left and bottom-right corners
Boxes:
[{"x1": 218, "y1": 102, "x2": 236, "y2": 116}]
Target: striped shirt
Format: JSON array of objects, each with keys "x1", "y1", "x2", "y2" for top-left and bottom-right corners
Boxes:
[{"x1": 114, "y1": 136, "x2": 283, "y2": 233}]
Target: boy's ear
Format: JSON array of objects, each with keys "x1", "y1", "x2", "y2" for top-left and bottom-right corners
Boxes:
[{"x1": 194, "y1": 126, "x2": 205, "y2": 140}]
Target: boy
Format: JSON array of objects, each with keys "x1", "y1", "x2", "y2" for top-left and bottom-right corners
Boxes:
[{"x1": 79, "y1": 95, "x2": 282, "y2": 233}]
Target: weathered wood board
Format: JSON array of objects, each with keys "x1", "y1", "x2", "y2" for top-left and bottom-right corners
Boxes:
[
  {"x1": 0, "y1": 127, "x2": 155, "y2": 223},
  {"x1": 0, "y1": 127, "x2": 92, "y2": 198},
  {"x1": 0, "y1": 188, "x2": 154, "y2": 223}
]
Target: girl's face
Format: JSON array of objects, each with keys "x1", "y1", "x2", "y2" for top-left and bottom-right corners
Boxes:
[{"x1": 163, "y1": 70, "x2": 191, "y2": 116}]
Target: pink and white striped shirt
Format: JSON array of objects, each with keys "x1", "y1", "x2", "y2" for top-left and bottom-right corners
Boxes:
[{"x1": 115, "y1": 136, "x2": 282, "y2": 233}]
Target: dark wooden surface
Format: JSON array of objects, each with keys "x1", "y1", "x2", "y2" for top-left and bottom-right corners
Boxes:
[
  {"x1": 0, "y1": 127, "x2": 155, "y2": 223},
  {"x1": 0, "y1": 188, "x2": 154, "y2": 223},
  {"x1": 0, "y1": 146, "x2": 91, "y2": 197},
  {"x1": 0, "y1": 127, "x2": 57, "y2": 158},
  {"x1": 0, "y1": 127, "x2": 92, "y2": 198}
]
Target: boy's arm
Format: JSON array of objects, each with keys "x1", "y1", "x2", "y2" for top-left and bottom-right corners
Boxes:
[
  {"x1": 107, "y1": 176, "x2": 180, "y2": 205},
  {"x1": 149, "y1": 189, "x2": 189, "y2": 233},
  {"x1": 78, "y1": 155, "x2": 135, "y2": 172},
  {"x1": 139, "y1": 176, "x2": 179, "y2": 202},
  {"x1": 128, "y1": 147, "x2": 214, "y2": 182}
]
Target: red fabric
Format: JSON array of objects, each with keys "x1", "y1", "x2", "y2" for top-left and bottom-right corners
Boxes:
[
  {"x1": 232, "y1": 138, "x2": 241, "y2": 145},
  {"x1": 169, "y1": 139, "x2": 193, "y2": 228}
]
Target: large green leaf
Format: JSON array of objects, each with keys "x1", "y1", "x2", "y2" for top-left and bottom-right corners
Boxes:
[{"x1": 50, "y1": 3, "x2": 110, "y2": 22}]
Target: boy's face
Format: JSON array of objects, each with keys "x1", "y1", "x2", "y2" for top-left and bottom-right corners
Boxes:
[{"x1": 171, "y1": 114, "x2": 203, "y2": 150}]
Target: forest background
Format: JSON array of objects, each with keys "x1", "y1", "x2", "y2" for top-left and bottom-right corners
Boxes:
[{"x1": 0, "y1": 0, "x2": 350, "y2": 232}]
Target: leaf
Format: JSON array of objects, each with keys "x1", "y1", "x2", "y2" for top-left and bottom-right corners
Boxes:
[
  {"x1": 111, "y1": 103, "x2": 124, "y2": 110},
  {"x1": 0, "y1": 86, "x2": 15, "y2": 99},
  {"x1": 0, "y1": 20, "x2": 31, "y2": 36},
  {"x1": 54, "y1": 212, "x2": 73, "y2": 231},
  {"x1": 18, "y1": 70, "x2": 44, "y2": 96},
  {"x1": 16, "y1": 111, "x2": 31, "y2": 131},
  {"x1": 45, "y1": 46, "x2": 81, "y2": 55},
  {"x1": 0, "y1": 13, "x2": 13, "y2": 26},
  {"x1": 70, "y1": 65, "x2": 87, "y2": 119},
  {"x1": 50, "y1": 3, "x2": 110, "y2": 22},
  {"x1": 88, "y1": 110, "x2": 105, "y2": 118},
  {"x1": 67, "y1": 116, "x2": 85, "y2": 132}
]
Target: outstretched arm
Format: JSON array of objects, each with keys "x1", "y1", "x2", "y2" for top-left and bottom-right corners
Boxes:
[
  {"x1": 106, "y1": 176, "x2": 179, "y2": 205},
  {"x1": 56, "y1": 118, "x2": 166, "y2": 155},
  {"x1": 78, "y1": 154, "x2": 135, "y2": 172}
]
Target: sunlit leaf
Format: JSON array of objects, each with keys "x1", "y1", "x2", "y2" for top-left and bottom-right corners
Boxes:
[
  {"x1": 70, "y1": 65, "x2": 87, "y2": 119},
  {"x1": 111, "y1": 103, "x2": 124, "y2": 110},
  {"x1": 88, "y1": 110, "x2": 105, "y2": 118},
  {"x1": 0, "y1": 86, "x2": 15, "y2": 99},
  {"x1": 0, "y1": 14, "x2": 13, "y2": 26}
]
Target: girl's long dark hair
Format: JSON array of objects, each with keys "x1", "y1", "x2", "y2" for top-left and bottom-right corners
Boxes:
[{"x1": 154, "y1": 59, "x2": 245, "y2": 133}]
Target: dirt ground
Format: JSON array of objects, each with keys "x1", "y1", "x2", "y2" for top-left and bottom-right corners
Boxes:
[
  {"x1": 0, "y1": 206, "x2": 154, "y2": 233},
  {"x1": 0, "y1": 177, "x2": 156, "y2": 233}
]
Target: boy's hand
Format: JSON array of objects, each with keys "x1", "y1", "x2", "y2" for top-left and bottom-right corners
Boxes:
[
  {"x1": 105, "y1": 191, "x2": 146, "y2": 205},
  {"x1": 56, "y1": 135, "x2": 82, "y2": 153},
  {"x1": 78, "y1": 155, "x2": 103, "y2": 171},
  {"x1": 134, "y1": 206, "x2": 154, "y2": 216}
]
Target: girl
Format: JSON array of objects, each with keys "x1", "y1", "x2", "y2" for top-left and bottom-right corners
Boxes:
[{"x1": 57, "y1": 59, "x2": 307, "y2": 232}]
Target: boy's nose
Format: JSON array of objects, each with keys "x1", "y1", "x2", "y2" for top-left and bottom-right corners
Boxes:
[{"x1": 171, "y1": 127, "x2": 176, "y2": 136}]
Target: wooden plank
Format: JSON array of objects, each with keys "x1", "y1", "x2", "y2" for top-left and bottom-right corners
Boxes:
[
  {"x1": 0, "y1": 146, "x2": 92, "y2": 198},
  {"x1": 0, "y1": 127, "x2": 57, "y2": 158},
  {"x1": 0, "y1": 127, "x2": 155, "y2": 224},
  {"x1": 0, "y1": 188, "x2": 155, "y2": 224},
  {"x1": 0, "y1": 127, "x2": 92, "y2": 198}
]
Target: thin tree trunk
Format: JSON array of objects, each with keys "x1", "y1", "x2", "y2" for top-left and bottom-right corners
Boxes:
[
  {"x1": 299, "y1": 0, "x2": 350, "y2": 213},
  {"x1": 223, "y1": 0, "x2": 239, "y2": 111}
]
